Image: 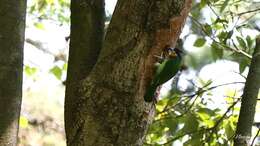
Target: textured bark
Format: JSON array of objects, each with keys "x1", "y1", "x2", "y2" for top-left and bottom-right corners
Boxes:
[
  {"x1": 65, "y1": 0, "x2": 105, "y2": 144},
  {"x1": 65, "y1": 0, "x2": 192, "y2": 145},
  {"x1": 234, "y1": 36, "x2": 260, "y2": 146},
  {"x1": 0, "y1": 0, "x2": 27, "y2": 146}
]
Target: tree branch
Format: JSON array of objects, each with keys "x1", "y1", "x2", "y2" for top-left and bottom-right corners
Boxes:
[
  {"x1": 234, "y1": 36, "x2": 260, "y2": 146},
  {"x1": 237, "y1": 8, "x2": 260, "y2": 16}
]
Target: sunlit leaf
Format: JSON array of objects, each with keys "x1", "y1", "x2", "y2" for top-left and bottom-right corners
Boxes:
[
  {"x1": 46, "y1": 0, "x2": 54, "y2": 4},
  {"x1": 19, "y1": 116, "x2": 29, "y2": 128},
  {"x1": 225, "y1": 90, "x2": 236, "y2": 102},
  {"x1": 224, "y1": 121, "x2": 235, "y2": 138},
  {"x1": 220, "y1": 0, "x2": 230, "y2": 12},
  {"x1": 37, "y1": 0, "x2": 47, "y2": 12},
  {"x1": 34, "y1": 22, "x2": 45, "y2": 30},
  {"x1": 194, "y1": 38, "x2": 206, "y2": 47},
  {"x1": 156, "y1": 98, "x2": 169, "y2": 112},
  {"x1": 50, "y1": 66, "x2": 62, "y2": 80},
  {"x1": 62, "y1": 63, "x2": 68, "y2": 71},
  {"x1": 25, "y1": 65, "x2": 37, "y2": 76}
]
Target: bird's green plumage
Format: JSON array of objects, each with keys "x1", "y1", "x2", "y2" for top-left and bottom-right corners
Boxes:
[{"x1": 144, "y1": 53, "x2": 182, "y2": 102}]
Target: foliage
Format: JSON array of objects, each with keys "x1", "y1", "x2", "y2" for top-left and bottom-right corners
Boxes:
[
  {"x1": 188, "y1": 0, "x2": 259, "y2": 71},
  {"x1": 28, "y1": 0, "x2": 70, "y2": 26},
  {"x1": 145, "y1": 79, "x2": 243, "y2": 145},
  {"x1": 145, "y1": 0, "x2": 260, "y2": 145}
]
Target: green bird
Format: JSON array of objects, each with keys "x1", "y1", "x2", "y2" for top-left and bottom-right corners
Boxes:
[{"x1": 144, "y1": 47, "x2": 183, "y2": 102}]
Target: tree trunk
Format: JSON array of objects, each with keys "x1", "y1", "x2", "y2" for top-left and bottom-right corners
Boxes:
[
  {"x1": 234, "y1": 36, "x2": 260, "y2": 146},
  {"x1": 65, "y1": 0, "x2": 105, "y2": 144},
  {"x1": 0, "y1": 1, "x2": 27, "y2": 146},
  {"x1": 65, "y1": 0, "x2": 192, "y2": 145}
]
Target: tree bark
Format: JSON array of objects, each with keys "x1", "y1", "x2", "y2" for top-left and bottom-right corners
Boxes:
[
  {"x1": 65, "y1": 0, "x2": 105, "y2": 144},
  {"x1": 234, "y1": 36, "x2": 260, "y2": 146},
  {"x1": 65, "y1": 0, "x2": 192, "y2": 145},
  {"x1": 0, "y1": 0, "x2": 27, "y2": 146}
]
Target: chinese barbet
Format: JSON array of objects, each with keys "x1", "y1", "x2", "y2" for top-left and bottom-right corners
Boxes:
[{"x1": 144, "y1": 46, "x2": 183, "y2": 102}]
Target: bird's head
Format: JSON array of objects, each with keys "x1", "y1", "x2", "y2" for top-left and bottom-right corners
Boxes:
[
  {"x1": 160, "y1": 45, "x2": 172, "y2": 59},
  {"x1": 173, "y1": 48, "x2": 184, "y2": 58},
  {"x1": 162, "y1": 45, "x2": 185, "y2": 59},
  {"x1": 166, "y1": 47, "x2": 184, "y2": 59}
]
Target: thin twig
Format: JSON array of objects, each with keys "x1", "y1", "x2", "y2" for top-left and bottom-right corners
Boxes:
[
  {"x1": 251, "y1": 128, "x2": 260, "y2": 146},
  {"x1": 189, "y1": 16, "x2": 252, "y2": 59},
  {"x1": 157, "y1": 82, "x2": 245, "y2": 115},
  {"x1": 185, "y1": 81, "x2": 245, "y2": 98},
  {"x1": 237, "y1": 8, "x2": 260, "y2": 16}
]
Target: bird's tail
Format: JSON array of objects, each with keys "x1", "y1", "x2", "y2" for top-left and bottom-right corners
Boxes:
[{"x1": 144, "y1": 85, "x2": 157, "y2": 102}]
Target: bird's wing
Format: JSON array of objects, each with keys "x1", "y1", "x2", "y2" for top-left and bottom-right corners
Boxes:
[{"x1": 152, "y1": 58, "x2": 181, "y2": 86}]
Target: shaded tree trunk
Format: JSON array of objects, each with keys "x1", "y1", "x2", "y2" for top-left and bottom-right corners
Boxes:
[
  {"x1": 65, "y1": 0, "x2": 192, "y2": 145},
  {"x1": 65, "y1": 0, "x2": 105, "y2": 144},
  {"x1": 234, "y1": 36, "x2": 260, "y2": 146},
  {"x1": 0, "y1": 0, "x2": 27, "y2": 145}
]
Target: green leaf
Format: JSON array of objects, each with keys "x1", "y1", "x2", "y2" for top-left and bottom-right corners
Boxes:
[
  {"x1": 224, "y1": 30, "x2": 233, "y2": 44},
  {"x1": 25, "y1": 65, "x2": 37, "y2": 76},
  {"x1": 156, "y1": 98, "x2": 169, "y2": 112},
  {"x1": 215, "y1": 18, "x2": 228, "y2": 24},
  {"x1": 50, "y1": 66, "x2": 62, "y2": 80},
  {"x1": 246, "y1": 35, "x2": 253, "y2": 50},
  {"x1": 168, "y1": 95, "x2": 181, "y2": 106},
  {"x1": 34, "y1": 22, "x2": 45, "y2": 30},
  {"x1": 19, "y1": 116, "x2": 29, "y2": 128},
  {"x1": 182, "y1": 114, "x2": 199, "y2": 132},
  {"x1": 164, "y1": 118, "x2": 178, "y2": 133},
  {"x1": 220, "y1": 0, "x2": 230, "y2": 12},
  {"x1": 37, "y1": 0, "x2": 47, "y2": 12},
  {"x1": 197, "y1": 108, "x2": 215, "y2": 116},
  {"x1": 184, "y1": 137, "x2": 201, "y2": 146},
  {"x1": 46, "y1": 0, "x2": 54, "y2": 4},
  {"x1": 194, "y1": 38, "x2": 206, "y2": 47},
  {"x1": 239, "y1": 59, "x2": 249, "y2": 73},
  {"x1": 197, "y1": 108, "x2": 216, "y2": 127},
  {"x1": 200, "y1": 0, "x2": 207, "y2": 9},
  {"x1": 211, "y1": 42, "x2": 223, "y2": 60},
  {"x1": 236, "y1": 36, "x2": 247, "y2": 51},
  {"x1": 224, "y1": 121, "x2": 235, "y2": 138},
  {"x1": 197, "y1": 111, "x2": 210, "y2": 120},
  {"x1": 204, "y1": 24, "x2": 212, "y2": 36},
  {"x1": 217, "y1": 31, "x2": 228, "y2": 42},
  {"x1": 62, "y1": 63, "x2": 68, "y2": 70}
]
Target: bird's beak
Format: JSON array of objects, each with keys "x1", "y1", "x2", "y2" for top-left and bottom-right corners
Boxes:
[
  {"x1": 169, "y1": 51, "x2": 177, "y2": 58},
  {"x1": 174, "y1": 48, "x2": 186, "y2": 55}
]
